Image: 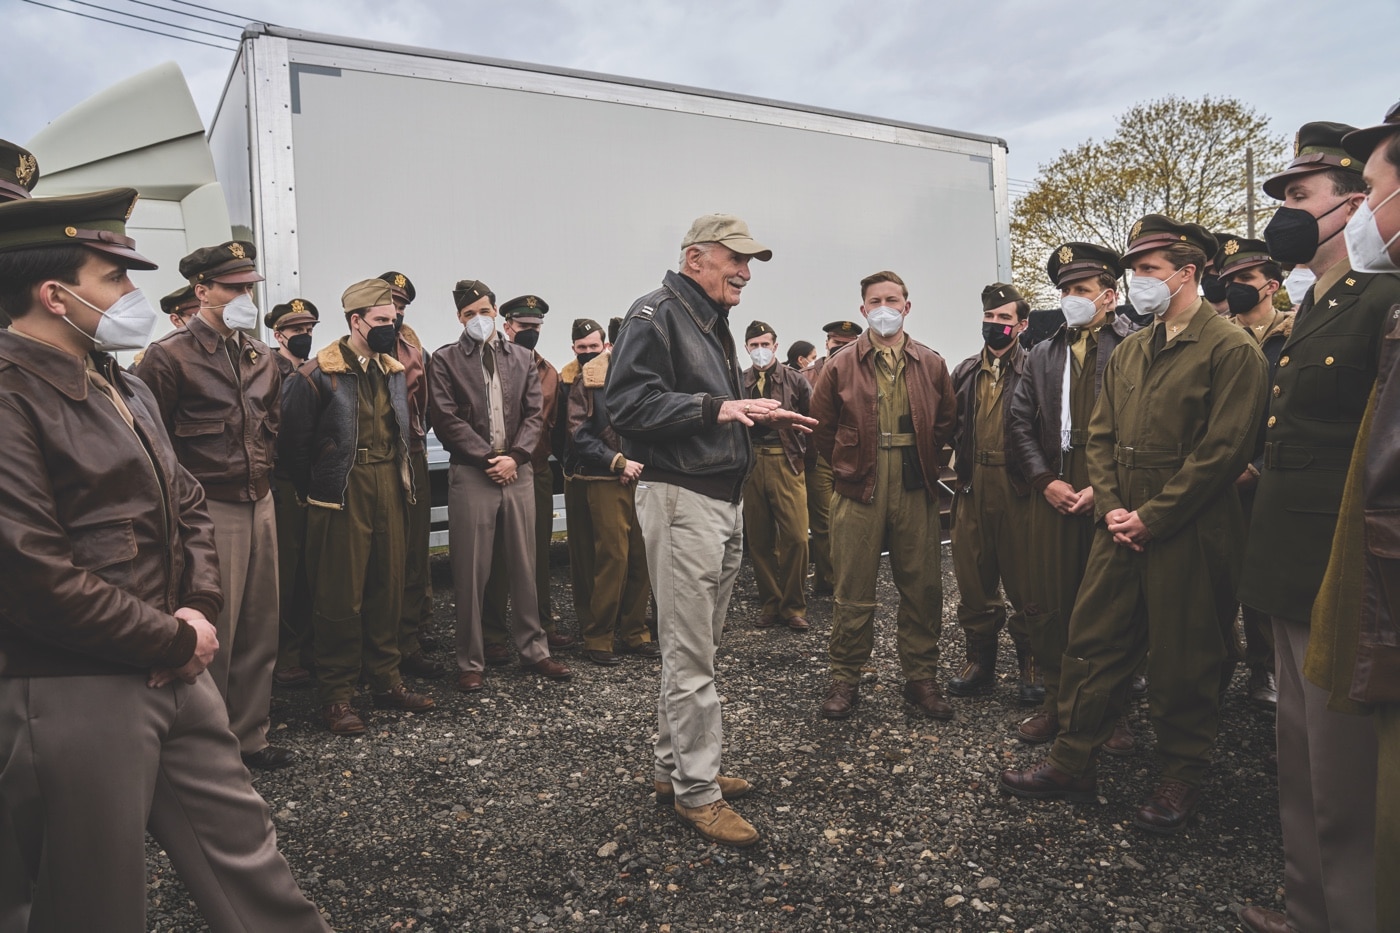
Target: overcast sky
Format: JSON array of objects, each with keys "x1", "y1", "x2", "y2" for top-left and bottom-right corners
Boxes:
[{"x1": 5, "y1": 0, "x2": 1398, "y2": 188}]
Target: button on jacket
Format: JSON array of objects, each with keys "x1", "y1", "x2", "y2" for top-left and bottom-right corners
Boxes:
[
  {"x1": 428, "y1": 331, "x2": 542, "y2": 469},
  {"x1": 135, "y1": 312, "x2": 281, "y2": 503},
  {"x1": 0, "y1": 331, "x2": 222, "y2": 677}
]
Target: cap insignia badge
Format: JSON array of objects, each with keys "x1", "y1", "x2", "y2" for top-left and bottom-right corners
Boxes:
[
  {"x1": 393, "y1": 274, "x2": 406, "y2": 288},
  {"x1": 1058, "y1": 245, "x2": 1074, "y2": 265},
  {"x1": 291, "y1": 299, "x2": 305, "y2": 313},
  {"x1": 525, "y1": 296, "x2": 537, "y2": 308},
  {"x1": 1131, "y1": 220, "x2": 1144, "y2": 240},
  {"x1": 1223, "y1": 240, "x2": 1239, "y2": 256},
  {"x1": 14, "y1": 154, "x2": 36, "y2": 186},
  {"x1": 229, "y1": 242, "x2": 246, "y2": 260}
]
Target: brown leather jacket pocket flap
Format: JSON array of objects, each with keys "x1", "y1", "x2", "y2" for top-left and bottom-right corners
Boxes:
[
  {"x1": 70, "y1": 520, "x2": 138, "y2": 571},
  {"x1": 1364, "y1": 509, "x2": 1400, "y2": 558},
  {"x1": 174, "y1": 418, "x2": 224, "y2": 438}
]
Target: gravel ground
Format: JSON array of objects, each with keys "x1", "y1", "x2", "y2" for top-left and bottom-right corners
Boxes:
[{"x1": 146, "y1": 543, "x2": 1282, "y2": 932}]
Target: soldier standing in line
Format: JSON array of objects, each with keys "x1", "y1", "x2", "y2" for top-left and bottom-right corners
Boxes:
[
  {"x1": 804, "y1": 319, "x2": 862, "y2": 597},
  {"x1": 741, "y1": 321, "x2": 813, "y2": 631},
  {"x1": 946, "y1": 284, "x2": 1039, "y2": 706},
  {"x1": 559, "y1": 318, "x2": 608, "y2": 661},
  {"x1": 1001, "y1": 216, "x2": 1267, "y2": 833},
  {"x1": 1007, "y1": 243, "x2": 1137, "y2": 752}
]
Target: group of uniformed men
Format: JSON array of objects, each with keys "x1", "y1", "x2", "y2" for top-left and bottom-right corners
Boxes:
[{"x1": 3, "y1": 102, "x2": 1400, "y2": 932}]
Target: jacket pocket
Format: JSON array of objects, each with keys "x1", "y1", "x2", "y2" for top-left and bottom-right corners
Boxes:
[
  {"x1": 69, "y1": 519, "x2": 138, "y2": 587},
  {"x1": 1294, "y1": 334, "x2": 1374, "y2": 422},
  {"x1": 830, "y1": 423, "x2": 864, "y2": 482}
]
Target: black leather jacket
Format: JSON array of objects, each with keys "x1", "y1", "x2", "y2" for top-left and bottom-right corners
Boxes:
[
  {"x1": 605, "y1": 270, "x2": 752, "y2": 503},
  {"x1": 278, "y1": 339, "x2": 415, "y2": 510},
  {"x1": 951, "y1": 342, "x2": 1029, "y2": 494}
]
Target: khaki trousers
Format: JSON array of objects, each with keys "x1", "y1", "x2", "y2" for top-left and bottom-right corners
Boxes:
[
  {"x1": 304, "y1": 460, "x2": 406, "y2": 706},
  {"x1": 483, "y1": 461, "x2": 557, "y2": 645},
  {"x1": 1274, "y1": 616, "x2": 1377, "y2": 933},
  {"x1": 449, "y1": 463, "x2": 549, "y2": 673},
  {"x1": 272, "y1": 476, "x2": 313, "y2": 672},
  {"x1": 205, "y1": 495, "x2": 280, "y2": 754},
  {"x1": 565, "y1": 476, "x2": 597, "y2": 635},
  {"x1": 828, "y1": 448, "x2": 944, "y2": 683},
  {"x1": 806, "y1": 456, "x2": 835, "y2": 589},
  {"x1": 579, "y1": 479, "x2": 652, "y2": 652},
  {"x1": 1377, "y1": 706, "x2": 1400, "y2": 932},
  {"x1": 1022, "y1": 484, "x2": 1095, "y2": 714},
  {"x1": 950, "y1": 463, "x2": 1030, "y2": 648},
  {"x1": 399, "y1": 448, "x2": 434, "y2": 657},
  {"x1": 0, "y1": 674, "x2": 327, "y2": 933},
  {"x1": 743, "y1": 449, "x2": 809, "y2": 620},
  {"x1": 636, "y1": 481, "x2": 743, "y2": 808}
]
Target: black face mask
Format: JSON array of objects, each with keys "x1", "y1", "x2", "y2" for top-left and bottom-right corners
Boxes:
[
  {"x1": 577, "y1": 351, "x2": 601, "y2": 367},
  {"x1": 286, "y1": 333, "x2": 313, "y2": 360},
  {"x1": 1264, "y1": 199, "x2": 1349, "y2": 264},
  {"x1": 982, "y1": 321, "x2": 1017, "y2": 351},
  {"x1": 1202, "y1": 273, "x2": 1228, "y2": 304},
  {"x1": 394, "y1": 312, "x2": 404, "y2": 332},
  {"x1": 1226, "y1": 282, "x2": 1264, "y2": 316},
  {"x1": 513, "y1": 329, "x2": 540, "y2": 351},
  {"x1": 363, "y1": 322, "x2": 398, "y2": 355}
]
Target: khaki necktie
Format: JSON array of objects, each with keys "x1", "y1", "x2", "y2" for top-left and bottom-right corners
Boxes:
[
  {"x1": 756, "y1": 369, "x2": 767, "y2": 397},
  {"x1": 1070, "y1": 329, "x2": 1089, "y2": 371},
  {"x1": 87, "y1": 366, "x2": 135, "y2": 431}
]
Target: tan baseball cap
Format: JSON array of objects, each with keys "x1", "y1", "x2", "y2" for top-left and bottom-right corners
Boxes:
[{"x1": 680, "y1": 214, "x2": 772, "y2": 261}]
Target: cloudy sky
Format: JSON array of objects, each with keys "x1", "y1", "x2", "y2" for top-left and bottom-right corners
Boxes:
[{"x1": 5, "y1": 0, "x2": 1399, "y2": 189}]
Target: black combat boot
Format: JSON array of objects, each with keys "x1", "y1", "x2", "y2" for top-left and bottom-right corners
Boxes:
[
  {"x1": 947, "y1": 640, "x2": 997, "y2": 697},
  {"x1": 1014, "y1": 639, "x2": 1046, "y2": 707}
]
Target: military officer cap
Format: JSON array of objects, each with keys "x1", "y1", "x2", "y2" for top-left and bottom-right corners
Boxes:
[
  {"x1": 161, "y1": 284, "x2": 199, "y2": 317},
  {"x1": 377, "y1": 270, "x2": 416, "y2": 306},
  {"x1": 342, "y1": 279, "x2": 394, "y2": 314},
  {"x1": 179, "y1": 240, "x2": 263, "y2": 286},
  {"x1": 1342, "y1": 100, "x2": 1400, "y2": 161},
  {"x1": 1263, "y1": 122, "x2": 1363, "y2": 200},
  {"x1": 1046, "y1": 242, "x2": 1122, "y2": 287},
  {"x1": 265, "y1": 297, "x2": 319, "y2": 330},
  {"x1": 745, "y1": 320, "x2": 776, "y2": 341},
  {"x1": 572, "y1": 318, "x2": 602, "y2": 341},
  {"x1": 980, "y1": 282, "x2": 1024, "y2": 311},
  {"x1": 0, "y1": 187, "x2": 155, "y2": 270},
  {"x1": 1122, "y1": 214, "x2": 1218, "y2": 265},
  {"x1": 1214, "y1": 235, "x2": 1274, "y2": 279},
  {"x1": 822, "y1": 320, "x2": 863, "y2": 338},
  {"x1": 499, "y1": 294, "x2": 548, "y2": 324},
  {"x1": 453, "y1": 279, "x2": 493, "y2": 310},
  {"x1": 0, "y1": 140, "x2": 40, "y2": 203},
  {"x1": 608, "y1": 316, "x2": 623, "y2": 344},
  {"x1": 681, "y1": 213, "x2": 773, "y2": 261}
]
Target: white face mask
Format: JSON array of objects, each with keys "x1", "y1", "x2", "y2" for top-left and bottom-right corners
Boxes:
[
  {"x1": 865, "y1": 305, "x2": 905, "y2": 338},
  {"x1": 1129, "y1": 268, "x2": 1187, "y2": 318},
  {"x1": 217, "y1": 292, "x2": 259, "y2": 330},
  {"x1": 1344, "y1": 185, "x2": 1400, "y2": 274},
  {"x1": 465, "y1": 314, "x2": 495, "y2": 343},
  {"x1": 749, "y1": 346, "x2": 775, "y2": 369},
  {"x1": 1060, "y1": 289, "x2": 1106, "y2": 328},
  {"x1": 1283, "y1": 265, "x2": 1316, "y2": 304},
  {"x1": 58, "y1": 284, "x2": 158, "y2": 352}
]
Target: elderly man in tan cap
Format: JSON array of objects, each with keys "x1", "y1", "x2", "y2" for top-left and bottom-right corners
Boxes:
[
  {"x1": 279, "y1": 279, "x2": 436, "y2": 735},
  {"x1": 606, "y1": 214, "x2": 814, "y2": 848}
]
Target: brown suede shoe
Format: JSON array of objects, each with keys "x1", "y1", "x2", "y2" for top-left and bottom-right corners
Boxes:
[
  {"x1": 322, "y1": 703, "x2": 367, "y2": 736},
  {"x1": 373, "y1": 683, "x2": 436, "y2": 712},
  {"x1": 1016, "y1": 709, "x2": 1059, "y2": 744},
  {"x1": 522, "y1": 657, "x2": 573, "y2": 681},
  {"x1": 1102, "y1": 716, "x2": 1136, "y2": 757},
  {"x1": 785, "y1": 616, "x2": 810, "y2": 632},
  {"x1": 674, "y1": 799, "x2": 760, "y2": 847},
  {"x1": 483, "y1": 643, "x2": 512, "y2": 667},
  {"x1": 457, "y1": 671, "x2": 485, "y2": 693},
  {"x1": 654, "y1": 774, "x2": 753, "y2": 802},
  {"x1": 1132, "y1": 779, "x2": 1200, "y2": 834},
  {"x1": 999, "y1": 760, "x2": 1098, "y2": 802},
  {"x1": 902, "y1": 679, "x2": 955, "y2": 720},
  {"x1": 399, "y1": 651, "x2": 446, "y2": 679},
  {"x1": 820, "y1": 680, "x2": 859, "y2": 719},
  {"x1": 1237, "y1": 905, "x2": 1292, "y2": 933}
]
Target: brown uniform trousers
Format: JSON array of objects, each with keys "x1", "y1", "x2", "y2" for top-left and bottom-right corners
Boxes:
[{"x1": 742, "y1": 363, "x2": 811, "y2": 623}]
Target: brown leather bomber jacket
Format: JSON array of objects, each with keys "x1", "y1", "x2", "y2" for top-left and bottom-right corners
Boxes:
[
  {"x1": 427, "y1": 330, "x2": 543, "y2": 469},
  {"x1": 0, "y1": 331, "x2": 222, "y2": 677},
  {"x1": 810, "y1": 332, "x2": 957, "y2": 504},
  {"x1": 135, "y1": 312, "x2": 281, "y2": 503}
]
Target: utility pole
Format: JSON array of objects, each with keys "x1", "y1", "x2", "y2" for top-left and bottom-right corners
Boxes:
[{"x1": 1246, "y1": 146, "x2": 1256, "y2": 238}]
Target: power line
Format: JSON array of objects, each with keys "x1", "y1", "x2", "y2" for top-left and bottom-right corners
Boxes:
[
  {"x1": 21, "y1": 0, "x2": 237, "y2": 49},
  {"x1": 118, "y1": 0, "x2": 249, "y2": 30},
  {"x1": 59, "y1": 0, "x2": 240, "y2": 41},
  {"x1": 164, "y1": 0, "x2": 274, "y2": 27}
]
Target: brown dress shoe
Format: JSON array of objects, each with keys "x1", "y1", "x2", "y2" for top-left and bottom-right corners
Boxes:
[
  {"x1": 483, "y1": 643, "x2": 512, "y2": 667},
  {"x1": 1248, "y1": 669, "x2": 1278, "y2": 710},
  {"x1": 654, "y1": 774, "x2": 753, "y2": 802},
  {"x1": 617, "y1": 640, "x2": 661, "y2": 659},
  {"x1": 1016, "y1": 709, "x2": 1059, "y2": 744},
  {"x1": 674, "y1": 799, "x2": 760, "y2": 847},
  {"x1": 1132, "y1": 779, "x2": 1200, "y2": 834},
  {"x1": 457, "y1": 671, "x2": 485, "y2": 693},
  {"x1": 820, "y1": 680, "x2": 859, "y2": 719},
  {"x1": 902, "y1": 679, "x2": 955, "y2": 720},
  {"x1": 322, "y1": 703, "x2": 367, "y2": 736},
  {"x1": 999, "y1": 760, "x2": 1098, "y2": 802},
  {"x1": 1237, "y1": 905, "x2": 1292, "y2": 933},
  {"x1": 399, "y1": 651, "x2": 446, "y2": 678},
  {"x1": 785, "y1": 616, "x2": 810, "y2": 632},
  {"x1": 1102, "y1": 716, "x2": 1136, "y2": 756},
  {"x1": 546, "y1": 632, "x2": 578, "y2": 650},
  {"x1": 373, "y1": 683, "x2": 436, "y2": 711},
  {"x1": 585, "y1": 649, "x2": 623, "y2": 666},
  {"x1": 273, "y1": 666, "x2": 312, "y2": 688},
  {"x1": 522, "y1": 657, "x2": 573, "y2": 681},
  {"x1": 754, "y1": 614, "x2": 780, "y2": 629}
]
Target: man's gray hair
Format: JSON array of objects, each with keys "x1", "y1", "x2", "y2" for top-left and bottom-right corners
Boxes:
[{"x1": 678, "y1": 241, "x2": 716, "y2": 270}]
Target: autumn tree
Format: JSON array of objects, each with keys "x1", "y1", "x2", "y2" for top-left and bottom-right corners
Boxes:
[{"x1": 1011, "y1": 96, "x2": 1288, "y2": 306}]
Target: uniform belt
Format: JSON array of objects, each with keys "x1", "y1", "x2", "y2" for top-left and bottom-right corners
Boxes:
[
  {"x1": 973, "y1": 450, "x2": 1007, "y2": 466},
  {"x1": 754, "y1": 445, "x2": 786, "y2": 454},
  {"x1": 356, "y1": 447, "x2": 396, "y2": 464},
  {"x1": 1262, "y1": 441, "x2": 1353, "y2": 471},
  {"x1": 877, "y1": 432, "x2": 917, "y2": 449},
  {"x1": 1113, "y1": 444, "x2": 1185, "y2": 469}
]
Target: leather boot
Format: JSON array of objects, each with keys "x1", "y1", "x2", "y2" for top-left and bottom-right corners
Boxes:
[
  {"x1": 947, "y1": 640, "x2": 997, "y2": 697},
  {"x1": 820, "y1": 680, "x2": 859, "y2": 719},
  {"x1": 1013, "y1": 639, "x2": 1046, "y2": 707},
  {"x1": 1133, "y1": 779, "x2": 1200, "y2": 834},
  {"x1": 999, "y1": 760, "x2": 1098, "y2": 802},
  {"x1": 1102, "y1": 715, "x2": 1136, "y2": 756},
  {"x1": 902, "y1": 679, "x2": 954, "y2": 720},
  {"x1": 1016, "y1": 708, "x2": 1059, "y2": 744}
]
